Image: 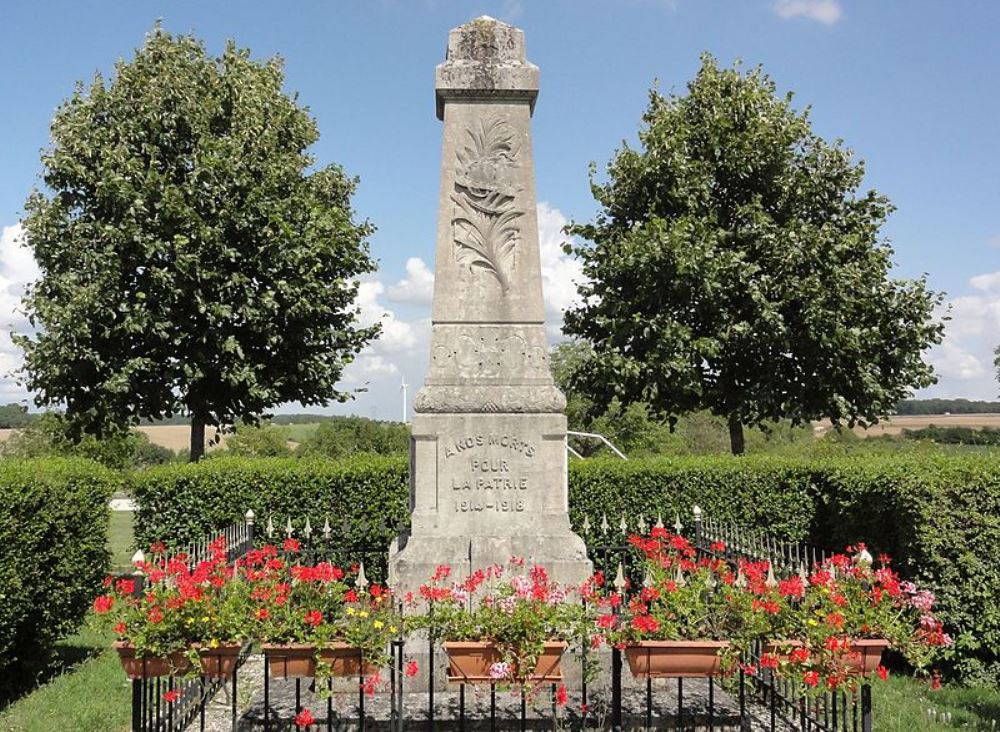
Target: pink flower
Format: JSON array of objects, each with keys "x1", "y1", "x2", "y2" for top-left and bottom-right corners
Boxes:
[
  {"x1": 488, "y1": 661, "x2": 511, "y2": 680},
  {"x1": 405, "y1": 660, "x2": 419, "y2": 677}
]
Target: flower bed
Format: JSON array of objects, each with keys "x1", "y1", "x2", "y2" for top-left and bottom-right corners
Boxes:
[{"x1": 95, "y1": 536, "x2": 410, "y2": 687}]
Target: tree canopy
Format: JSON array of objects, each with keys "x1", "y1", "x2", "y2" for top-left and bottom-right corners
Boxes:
[
  {"x1": 563, "y1": 55, "x2": 945, "y2": 454},
  {"x1": 16, "y1": 28, "x2": 378, "y2": 460}
]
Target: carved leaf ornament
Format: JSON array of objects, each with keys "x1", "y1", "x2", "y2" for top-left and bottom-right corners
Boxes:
[{"x1": 451, "y1": 116, "x2": 523, "y2": 293}]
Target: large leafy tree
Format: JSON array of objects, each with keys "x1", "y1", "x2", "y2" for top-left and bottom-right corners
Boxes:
[
  {"x1": 564, "y1": 55, "x2": 945, "y2": 455},
  {"x1": 16, "y1": 28, "x2": 378, "y2": 460}
]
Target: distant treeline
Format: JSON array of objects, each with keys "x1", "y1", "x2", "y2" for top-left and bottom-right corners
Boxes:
[
  {"x1": 903, "y1": 426, "x2": 1000, "y2": 446},
  {"x1": 0, "y1": 404, "x2": 38, "y2": 429},
  {"x1": 895, "y1": 399, "x2": 1000, "y2": 415},
  {"x1": 145, "y1": 413, "x2": 354, "y2": 426}
]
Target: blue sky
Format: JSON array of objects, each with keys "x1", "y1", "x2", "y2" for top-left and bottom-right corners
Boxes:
[{"x1": 1, "y1": 0, "x2": 998, "y2": 420}]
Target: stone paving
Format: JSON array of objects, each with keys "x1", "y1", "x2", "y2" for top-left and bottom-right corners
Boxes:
[{"x1": 188, "y1": 655, "x2": 795, "y2": 731}]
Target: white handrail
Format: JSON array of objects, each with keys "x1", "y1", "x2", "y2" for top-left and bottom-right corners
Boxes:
[{"x1": 566, "y1": 430, "x2": 628, "y2": 460}]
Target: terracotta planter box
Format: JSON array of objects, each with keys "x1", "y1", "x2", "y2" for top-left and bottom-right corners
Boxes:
[
  {"x1": 841, "y1": 639, "x2": 890, "y2": 674},
  {"x1": 762, "y1": 638, "x2": 888, "y2": 675},
  {"x1": 443, "y1": 641, "x2": 567, "y2": 684},
  {"x1": 762, "y1": 639, "x2": 804, "y2": 663},
  {"x1": 320, "y1": 642, "x2": 378, "y2": 678},
  {"x1": 264, "y1": 643, "x2": 376, "y2": 678},
  {"x1": 192, "y1": 643, "x2": 242, "y2": 679},
  {"x1": 264, "y1": 643, "x2": 319, "y2": 678},
  {"x1": 625, "y1": 640, "x2": 730, "y2": 678},
  {"x1": 114, "y1": 641, "x2": 191, "y2": 679}
]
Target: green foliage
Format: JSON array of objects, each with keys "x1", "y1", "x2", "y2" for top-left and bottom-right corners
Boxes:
[
  {"x1": 1, "y1": 413, "x2": 175, "y2": 469},
  {"x1": 894, "y1": 398, "x2": 1000, "y2": 415},
  {"x1": 297, "y1": 417, "x2": 409, "y2": 458},
  {"x1": 16, "y1": 26, "x2": 378, "y2": 457},
  {"x1": 564, "y1": 55, "x2": 945, "y2": 454},
  {"x1": 806, "y1": 454, "x2": 1000, "y2": 684},
  {"x1": 0, "y1": 459, "x2": 118, "y2": 699},
  {"x1": 902, "y1": 425, "x2": 1000, "y2": 446},
  {"x1": 130, "y1": 453, "x2": 1000, "y2": 682},
  {"x1": 131, "y1": 456, "x2": 409, "y2": 549},
  {"x1": 0, "y1": 404, "x2": 37, "y2": 429},
  {"x1": 224, "y1": 422, "x2": 293, "y2": 457}
]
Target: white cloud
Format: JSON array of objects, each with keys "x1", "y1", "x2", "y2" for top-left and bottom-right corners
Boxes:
[
  {"x1": 920, "y1": 275, "x2": 1000, "y2": 400},
  {"x1": 970, "y1": 271, "x2": 1000, "y2": 292},
  {"x1": 386, "y1": 257, "x2": 434, "y2": 306},
  {"x1": 773, "y1": 0, "x2": 842, "y2": 24},
  {"x1": 537, "y1": 201, "x2": 586, "y2": 341},
  {"x1": 0, "y1": 224, "x2": 37, "y2": 405}
]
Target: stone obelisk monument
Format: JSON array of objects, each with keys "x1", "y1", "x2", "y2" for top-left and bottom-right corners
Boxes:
[{"x1": 389, "y1": 17, "x2": 590, "y2": 591}]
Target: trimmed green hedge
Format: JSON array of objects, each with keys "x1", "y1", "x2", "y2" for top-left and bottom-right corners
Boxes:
[
  {"x1": 131, "y1": 456, "x2": 409, "y2": 548},
  {"x1": 0, "y1": 459, "x2": 117, "y2": 695},
  {"x1": 131, "y1": 454, "x2": 1000, "y2": 683}
]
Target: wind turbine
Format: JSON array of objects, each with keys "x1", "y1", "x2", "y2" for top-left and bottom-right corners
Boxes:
[{"x1": 400, "y1": 376, "x2": 408, "y2": 423}]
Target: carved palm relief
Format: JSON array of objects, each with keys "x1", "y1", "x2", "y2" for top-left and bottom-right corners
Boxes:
[{"x1": 451, "y1": 115, "x2": 524, "y2": 293}]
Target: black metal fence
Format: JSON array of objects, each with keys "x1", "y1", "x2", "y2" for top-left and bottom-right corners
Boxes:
[{"x1": 126, "y1": 508, "x2": 873, "y2": 731}]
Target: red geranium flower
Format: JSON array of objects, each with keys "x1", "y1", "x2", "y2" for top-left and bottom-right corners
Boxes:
[
  {"x1": 405, "y1": 660, "x2": 419, "y2": 677},
  {"x1": 303, "y1": 610, "x2": 322, "y2": 628},
  {"x1": 294, "y1": 708, "x2": 315, "y2": 727},
  {"x1": 556, "y1": 684, "x2": 568, "y2": 706},
  {"x1": 93, "y1": 594, "x2": 114, "y2": 614},
  {"x1": 283, "y1": 538, "x2": 301, "y2": 553},
  {"x1": 803, "y1": 671, "x2": 820, "y2": 688},
  {"x1": 876, "y1": 665, "x2": 889, "y2": 681},
  {"x1": 163, "y1": 690, "x2": 179, "y2": 703}
]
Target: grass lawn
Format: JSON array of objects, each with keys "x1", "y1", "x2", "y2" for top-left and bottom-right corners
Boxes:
[
  {"x1": 108, "y1": 510, "x2": 135, "y2": 572},
  {"x1": 279, "y1": 421, "x2": 320, "y2": 444},
  {"x1": 0, "y1": 617, "x2": 131, "y2": 732},
  {"x1": 874, "y1": 675, "x2": 1000, "y2": 730}
]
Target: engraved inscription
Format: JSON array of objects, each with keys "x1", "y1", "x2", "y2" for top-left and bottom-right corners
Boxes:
[
  {"x1": 446, "y1": 434, "x2": 534, "y2": 513},
  {"x1": 451, "y1": 115, "x2": 523, "y2": 293}
]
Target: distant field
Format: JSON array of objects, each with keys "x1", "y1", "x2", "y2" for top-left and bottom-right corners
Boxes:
[
  {"x1": 814, "y1": 413, "x2": 1000, "y2": 437},
  {"x1": 0, "y1": 424, "x2": 228, "y2": 452}
]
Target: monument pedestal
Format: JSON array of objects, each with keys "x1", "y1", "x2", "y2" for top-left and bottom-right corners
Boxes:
[{"x1": 389, "y1": 412, "x2": 590, "y2": 593}]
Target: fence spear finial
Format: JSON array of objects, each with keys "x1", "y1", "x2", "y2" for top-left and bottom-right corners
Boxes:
[
  {"x1": 673, "y1": 514, "x2": 684, "y2": 534},
  {"x1": 355, "y1": 562, "x2": 369, "y2": 591},
  {"x1": 613, "y1": 562, "x2": 627, "y2": 594},
  {"x1": 600, "y1": 513, "x2": 610, "y2": 535},
  {"x1": 303, "y1": 518, "x2": 313, "y2": 538},
  {"x1": 582, "y1": 515, "x2": 591, "y2": 534},
  {"x1": 619, "y1": 515, "x2": 628, "y2": 535},
  {"x1": 266, "y1": 516, "x2": 275, "y2": 539},
  {"x1": 284, "y1": 517, "x2": 294, "y2": 538},
  {"x1": 322, "y1": 517, "x2": 332, "y2": 539}
]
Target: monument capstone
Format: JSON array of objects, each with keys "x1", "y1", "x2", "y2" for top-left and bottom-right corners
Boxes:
[{"x1": 389, "y1": 16, "x2": 591, "y2": 592}]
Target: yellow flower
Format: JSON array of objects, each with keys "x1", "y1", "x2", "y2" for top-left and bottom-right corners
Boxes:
[
  {"x1": 807, "y1": 619, "x2": 819, "y2": 626},
  {"x1": 359, "y1": 610, "x2": 369, "y2": 618},
  {"x1": 389, "y1": 626, "x2": 397, "y2": 634},
  {"x1": 209, "y1": 639, "x2": 219, "y2": 648},
  {"x1": 346, "y1": 607, "x2": 356, "y2": 616},
  {"x1": 373, "y1": 620, "x2": 384, "y2": 630}
]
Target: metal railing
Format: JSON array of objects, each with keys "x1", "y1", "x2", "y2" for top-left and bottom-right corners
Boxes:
[{"x1": 126, "y1": 508, "x2": 873, "y2": 731}]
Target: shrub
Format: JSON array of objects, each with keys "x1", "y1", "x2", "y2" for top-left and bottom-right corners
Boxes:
[
  {"x1": 131, "y1": 456, "x2": 409, "y2": 549},
  {"x1": 297, "y1": 418, "x2": 408, "y2": 458},
  {"x1": 0, "y1": 459, "x2": 118, "y2": 697},
  {"x1": 131, "y1": 453, "x2": 1000, "y2": 683},
  {"x1": 223, "y1": 423, "x2": 293, "y2": 457},
  {"x1": 1, "y1": 413, "x2": 175, "y2": 469}
]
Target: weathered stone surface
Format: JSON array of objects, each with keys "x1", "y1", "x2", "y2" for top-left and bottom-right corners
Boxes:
[{"x1": 389, "y1": 16, "x2": 590, "y2": 593}]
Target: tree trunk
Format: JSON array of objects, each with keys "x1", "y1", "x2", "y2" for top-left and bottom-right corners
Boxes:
[
  {"x1": 190, "y1": 416, "x2": 206, "y2": 462},
  {"x1": 728, "y1": 415, "x2": 746, "y2": 456}
]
